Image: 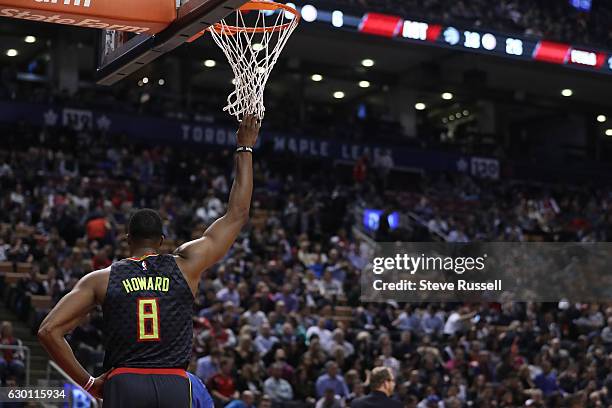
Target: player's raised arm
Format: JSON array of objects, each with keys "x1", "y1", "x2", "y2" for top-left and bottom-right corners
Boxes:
[
  {"x1": 175, "y1": 114, "x2": 260, "y2": 284},
  {"x1": 37, "y1": 268, "x2": 110, "y2": 399}
]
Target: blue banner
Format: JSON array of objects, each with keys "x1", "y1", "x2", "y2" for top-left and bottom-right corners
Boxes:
[{"x1": 0, "y1": 100, "x2": 499, "y2": 179}]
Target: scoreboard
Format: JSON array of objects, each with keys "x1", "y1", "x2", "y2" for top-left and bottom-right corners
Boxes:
[{"x1": 293, "y1": 4, "x2": 612, "y2": 75}]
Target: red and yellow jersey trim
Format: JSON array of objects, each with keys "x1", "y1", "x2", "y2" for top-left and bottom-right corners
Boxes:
[
  {"x1": 127, "y1": 253, "x2": 159, "y2": 262},
  {"x1": 107, "y1": 367, "x2": 187, "y2": 380}
]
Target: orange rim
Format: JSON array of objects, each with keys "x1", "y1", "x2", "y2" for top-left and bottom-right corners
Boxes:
[{"x1": 207, "y1": 0, "x2": 300, "y2": 35}]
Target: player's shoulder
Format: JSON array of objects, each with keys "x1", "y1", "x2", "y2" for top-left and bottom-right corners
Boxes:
[
  {"x1": 78, "y1": 266, "x2": 111, "y2": 304},
  {"x1": 81, "y1": 266, "x2": 111, "y2": 283}
]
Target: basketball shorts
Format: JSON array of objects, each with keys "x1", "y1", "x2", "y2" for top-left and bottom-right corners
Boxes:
[{"x1": 103, "y1": 368, "x2": 213, "y2": 408}]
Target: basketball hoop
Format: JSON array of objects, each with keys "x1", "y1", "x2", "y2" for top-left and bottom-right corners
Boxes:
[{"x1": 191, "y1": 0, "x2": 300, "y2": 121}]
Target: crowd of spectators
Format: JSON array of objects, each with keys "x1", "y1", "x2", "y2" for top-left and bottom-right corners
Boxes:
[
  {"x1": 382, "y1": 174, "x2": 612, "y2": 243},
  {"x1": 1, "y1": 116, "x2": 612, "y2": 408},
  {"x1": 312, "y1": 0, "x2": 612, "y2": 49}
]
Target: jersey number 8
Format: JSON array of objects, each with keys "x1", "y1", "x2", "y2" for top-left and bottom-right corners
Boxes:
[{"x1": 137, "y1": 298, "x2": 160, "y2": 341}]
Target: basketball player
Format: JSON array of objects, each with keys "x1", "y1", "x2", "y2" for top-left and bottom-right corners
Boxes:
[{"x1": 38, "y1": 114, "x2": 261, "y2": 407}]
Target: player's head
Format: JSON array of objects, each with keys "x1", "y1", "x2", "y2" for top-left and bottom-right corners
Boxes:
[{"x1": 127, "y1": 209, "x2": 164, "y2": 250}]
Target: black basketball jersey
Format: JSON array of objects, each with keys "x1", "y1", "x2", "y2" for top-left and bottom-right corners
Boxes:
[{"x1": 102, "y1": 254, "x2": 194, "y2": 370}]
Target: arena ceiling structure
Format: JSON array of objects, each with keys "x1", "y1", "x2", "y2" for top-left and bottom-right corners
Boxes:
[{"x1": 1, "y1": 2, "x2": 612, "y2": 148}]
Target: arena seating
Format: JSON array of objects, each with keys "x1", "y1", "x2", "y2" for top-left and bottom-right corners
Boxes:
[{"x1": 1, "y1": 106, "x2": 611, "y2": 407}]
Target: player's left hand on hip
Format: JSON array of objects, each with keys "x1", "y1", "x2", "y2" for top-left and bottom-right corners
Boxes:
[{"x1": 90, "y1": 368, "x2": 112, "y2": 399}]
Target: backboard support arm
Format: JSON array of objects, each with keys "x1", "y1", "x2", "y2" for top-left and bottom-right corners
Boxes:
[{"x1": 96, "y1": 0, "x2": 248, "y2": 86}]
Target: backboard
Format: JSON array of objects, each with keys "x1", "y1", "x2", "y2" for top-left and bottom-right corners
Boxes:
[{"x1": 96, "y1": 0, "x2": 248, "y2": 85}]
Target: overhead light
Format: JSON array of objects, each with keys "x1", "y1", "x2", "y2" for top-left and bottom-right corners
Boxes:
[
  {"x1": 597, "y1": 115, "x2": 606, "y2": 123},
  {"x1": 415, "y1": 102, "x2": 426, "y2": 111},
  {"x1": 358, "y1": 80, "x2": 370, "y2": 88},
  {"x1": 24, "y1": 36, "x2": 36, "y2": 44},
  {"x1": 561, "y1": 88, "x2": 573, "y2": 97},
  {"x1": 252, "y1": 43, "x2": 264, "y2": 51},
  {"x1": 142, "y1": 77, "x2": 149, "y2": 84},
  {"x1": 361, "y1": 59, "x2": 374, "y2": 67},
  {"x1": 606, "y1": 129, "x2": 612, "y2": 137},
  {"x1": 311, "y1": 74, "x2": 323, "y2": 82},
  {"x1": 332, "y1": 10, "x2": 344, "y2": 27},
  {"x1": 333, "y1": 91, "x2": 345, "y2": 99},
  {"x1": 301, "y1": 4, "x2": 317, "y2": 22},
  {"x1": 442, "y1": 118, "x2": 448, "y2": 124},
  {"x1": 463, "y1": 110, "x2": 470, "y2": 116},
  {"x1": 204, "y1": 59, "x2": 216, "y2": 68},
  {"x1": 456, "y1": 112, "x2": 462, "y2": 119},
  {"x1": 449, "y1": 115, "x2": 455, "y2": 121},
  {"x1": 158, "y1": 79, "x2": 165, "y2": 86},
  {"x1": 138, "y1": 80, "x2": 144, "y2": 87},
  {"x1": 442, "y1": 92, "x2": 453, "y2": 100},
  {"x1": 285, "y1": 3, "x2": 297, "y2": 19},
  {"x1": 6, "y1": 49, "x2": 18, "y2": 57}
]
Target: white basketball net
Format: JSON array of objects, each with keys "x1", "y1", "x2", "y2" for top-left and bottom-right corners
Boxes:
[{"x1": 208, "y1": 1, "x2": 299, "y2": 121}]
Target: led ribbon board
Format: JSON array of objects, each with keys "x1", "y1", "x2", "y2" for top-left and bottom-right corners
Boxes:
[
  {"x1": 0, "y1": 0, "x2": 177, "y2": 34},
  {"x1": 303, "y1": 5, "x2": 612, "y2": 75}
]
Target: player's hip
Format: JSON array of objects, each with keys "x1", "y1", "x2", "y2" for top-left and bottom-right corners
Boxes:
[{"x1": 103, "y1": 367, "x2": 191, "y2": 408}]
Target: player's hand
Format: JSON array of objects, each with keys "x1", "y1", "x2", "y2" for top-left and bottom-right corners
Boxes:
[
  {"x1": 237, "y1": 114, "x2": 261, "y2": 148},
  {"x1": 89, "y1": 369, "x2": 111, "y2": 399}
]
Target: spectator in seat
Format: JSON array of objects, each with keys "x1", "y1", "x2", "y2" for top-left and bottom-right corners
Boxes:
[
  {"x1": 85, "y1": 214, "x2": 109, "y2": 243},
  {"x1": 421, "y1": 305, "x2": 444, "y2": 337},
  {"x1": 259, "y1": 395, "x2": 272, "y2": 408},
  {"x1": 534, "y1": 360, "x2": 559, "y2": 397},
  {"x1": 0, "y1": 322, "x2": 25, "y2": 384},
  {"x1": 69, "y1": 313, "x2": 103, "y2": 374},
  {"x1": 325, "y1": 329, "x2": 354, "y2": 358},
  {"x1": 316, "y1": 362, "x2": 349, "y2": 399},
  {"x1": 307, "y1": 318, "x2": 333, "y2": 349},
  {"x1": 217, "y1": 280, "x2": 240, "y2": 307},
  {"x1": 235, "y1": 362, "x2": 263, "y2": 394},
  {"x1": 243, "y1": 301, "x2": 268, "y2": 331},
  {"x1": 225, "y1": 390, "x2": 256, "y2": 408},
  {"x1": 263, "y1": 363, "x2": 294, "y2": 404},
  {"x1": 443, "y1": 307, "x2": 475, "y2": 336},
  {"x1": 266, "y1": 348, "x2": 294, "y2": 382},
  {"x1": 232, "y1": 334, "x2": 256, "y2": 369},
  {"x1": 197, "y1": 348, "x2": 222, "y2": 383},
  {"x1": 600, "y1": 316, "x2": 612, "y2": 350},
  {"x1": 208, "y1": 357, "x2": 238, "y2": 408},
  {"x1": 318, "y1": 270, "x2": 343, "y2": 301},
  {"x1": 255, "y1": 323, "x2": 279, "y2": 355},
  {"x1": 316, "y1": 388, "x2": 343, "y2": 408},
  {"x1": 272, "y1": 284, "x2": 299, "y2": 314},
  {"x1": 42, "y1": 267, "x2": 65, "y2": 301}
]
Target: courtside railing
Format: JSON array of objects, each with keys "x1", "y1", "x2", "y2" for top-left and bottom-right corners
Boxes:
[{"x1": 46, "y1": 360, "x2": 99, "y2": 408}]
